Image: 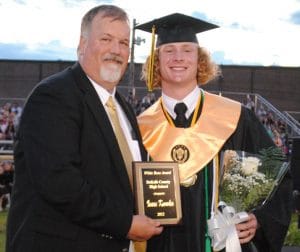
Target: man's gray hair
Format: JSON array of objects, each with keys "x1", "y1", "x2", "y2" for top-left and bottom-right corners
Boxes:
[{"x1": 81, "y1": 5, "x2": 129, "y2": 37}]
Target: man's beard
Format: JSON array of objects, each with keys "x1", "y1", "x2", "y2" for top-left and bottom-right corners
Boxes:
[
  {"x1": 99, "y1": 63, "x2": 122, "y2": 83},
  {"x1": 99, "y1": 52, "x2": 124, "y2": 84}
]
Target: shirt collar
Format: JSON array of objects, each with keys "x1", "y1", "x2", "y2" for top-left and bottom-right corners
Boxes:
[
  {"x1": 88, "y1": 76, "x2": 116, "y2": 105},
  {"x1": 162, "y1": 86, "x2": 201, "y2": 119}
]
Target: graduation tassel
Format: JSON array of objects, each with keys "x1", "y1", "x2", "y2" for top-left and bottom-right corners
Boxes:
[{"x1": 147, "y1": 25, "x2": 156, "y2": 92}]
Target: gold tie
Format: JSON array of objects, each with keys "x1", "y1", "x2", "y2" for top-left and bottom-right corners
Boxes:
[
  {"x1": 106, "y1": 97, "x2": 146, "y2": 252},
  {"x1": 106, "y1": 96, "x2": 133, "y2": 187}
]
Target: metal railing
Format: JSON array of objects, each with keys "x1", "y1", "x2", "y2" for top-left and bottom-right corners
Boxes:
[
  {"x1": 210, "y1": 91, "x2": 300, "y2": 138},
  {"x1": 0, "y1": 140, "x2": 13, "y2": 155},
  {"x1": 0, "y1": 97, "x2": 26, "y2": 106},
  {"x1": 254, "y1": 95, "x2": 300, "y2": 137},
  {"x1": 283, "y1": 111, "x2": 300, "y2": 128}
]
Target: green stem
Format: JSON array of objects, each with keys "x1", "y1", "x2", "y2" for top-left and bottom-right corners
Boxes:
[{"x1": 204, "y1": 166, "x2": 211, "y2": 252}]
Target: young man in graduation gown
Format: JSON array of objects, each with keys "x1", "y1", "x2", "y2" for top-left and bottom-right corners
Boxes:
[{"x1": 136, "y1": 13, "x2": 292, "y2": 252}]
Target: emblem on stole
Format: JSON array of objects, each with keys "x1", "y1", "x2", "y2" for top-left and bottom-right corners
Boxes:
[{"x1": 171, "y1": 144, "x2": 189, "y2": 164}]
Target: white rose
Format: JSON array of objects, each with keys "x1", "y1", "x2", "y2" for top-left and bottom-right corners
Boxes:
[{"x1": 240, "y1": 157, "x2": 261, "y2": 176}]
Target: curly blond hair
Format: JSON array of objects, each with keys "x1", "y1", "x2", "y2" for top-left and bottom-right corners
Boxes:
[{"x1": 141, "y1": 46, "x2": 220, "y2": 89}]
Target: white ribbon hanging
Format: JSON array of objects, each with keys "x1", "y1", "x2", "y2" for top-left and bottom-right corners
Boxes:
[{"x1": 207, "y1": 202, "x2": 249, "y2": 252}]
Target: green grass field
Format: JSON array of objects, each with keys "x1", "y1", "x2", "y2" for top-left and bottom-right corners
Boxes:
[
  {"x1": 0, "y1": 210, "x2": 7, "y2": 252},
  {"x1": 285, "y1": 213, "x2": 300, "y2": 246},
  {"x1": 0, "y1": 210, "x2": 299, "y2": 251}
]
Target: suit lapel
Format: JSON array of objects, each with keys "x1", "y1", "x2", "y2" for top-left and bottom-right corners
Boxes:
[
  {"x1": 116, "y1": 92, "x2": 147, "y2": 161},
  {"x1": 70, "y1": 63, "x2": 133, "y2": 198}
]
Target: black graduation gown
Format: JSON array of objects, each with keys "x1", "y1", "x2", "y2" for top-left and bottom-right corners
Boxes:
[{"x1": 146, "y1": 106, "x2": 293, "y2": 252}]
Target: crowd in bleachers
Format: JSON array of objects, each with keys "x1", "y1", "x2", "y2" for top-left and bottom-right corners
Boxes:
[
  {"x1": 126, "y1": 91, "x2": 157, "y2": 115},
  {"x1": 259, "y1": 108, "x2": 290, "y2": 155},
  {"x1": 0, "y1": 96, "x2": 294, "y2": 156},
  {"x1": 244, "y1": 95, "x2": 291, "y2": 156},
  {"x1": 0, "y1": 102, "x2": 19, "y2": 211},
  {"x1": 0, "y1": 102, "x2": 22, "y2": 141}
]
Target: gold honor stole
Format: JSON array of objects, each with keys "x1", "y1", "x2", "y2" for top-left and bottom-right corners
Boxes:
[{"x1": 138, "y1": 91, "x2": 241, "y2": 186}]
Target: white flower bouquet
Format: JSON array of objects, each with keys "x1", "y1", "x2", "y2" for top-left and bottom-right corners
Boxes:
[
  {"x1": 219, "y1": 146, "x2": 289, "y2": 212},
  {"x1": 207, "y1": 147, "x2": 289, "y2": 252}
]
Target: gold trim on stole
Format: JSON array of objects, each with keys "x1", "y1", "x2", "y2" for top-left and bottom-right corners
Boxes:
[{"x1": 138, "y1": 91, "x2": 241, "y2": 185}]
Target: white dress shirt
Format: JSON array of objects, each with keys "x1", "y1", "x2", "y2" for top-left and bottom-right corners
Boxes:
[
  {"x1": 89, "y1": 78, "x2": 142, "y2": 162},
  {"x1": 162, "y1": 86, "x2": 201, "y2": 120}
]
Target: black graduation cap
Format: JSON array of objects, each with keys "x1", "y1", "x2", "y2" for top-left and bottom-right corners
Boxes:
[{"x1": 135, "y1": 13, "x2": 219, "y2": 47}]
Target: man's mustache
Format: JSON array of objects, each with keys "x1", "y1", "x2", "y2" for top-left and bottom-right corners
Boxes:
[{"x1": 103, "y1": 54, "x2": 123, "y2": 64}]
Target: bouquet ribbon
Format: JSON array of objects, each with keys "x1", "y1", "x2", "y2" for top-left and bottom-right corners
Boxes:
[{"x1": 207, "y1": 202, "x2": 249, "y2": 252}]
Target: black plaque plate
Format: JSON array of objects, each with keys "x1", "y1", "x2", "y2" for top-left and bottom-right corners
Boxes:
[{"x1": 133, "y1": 161, "x2": 182, "y2": 225}]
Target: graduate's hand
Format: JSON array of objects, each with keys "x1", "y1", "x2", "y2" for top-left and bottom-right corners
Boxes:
[
  {"x1": 127, "y1": 215, "x2": 163, "y2": 241},
  {"x1": 236, "y1": 213, "x2": 258, "y2": 244}
]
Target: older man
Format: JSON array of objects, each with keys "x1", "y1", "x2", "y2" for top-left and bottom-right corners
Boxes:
[{"x1": 6, "y1": 5, "x2": 162, "y2": 252}]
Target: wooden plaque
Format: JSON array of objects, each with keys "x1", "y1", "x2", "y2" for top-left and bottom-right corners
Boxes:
[{"x1": 133, "y1": 161, "x2": 182, "y2": 225}]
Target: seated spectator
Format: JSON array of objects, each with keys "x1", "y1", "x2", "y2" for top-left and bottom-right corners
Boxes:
[
  {"x1": 0, "y1": 164, "x2": 6, "y2": 211},
  {"x1": 0, "y1": 102, "x2": 22, "y2": 141},
  {"x1": 0, "y1": 160, "x2": 13, "y2": 211},
  {"x1": 245, "y1": 94, "x2": 255, "y2": 111},
  {"x1": 5, "y1": 114, "x2": 16, "y2": 140},
  {"x1": 0, "y1": 114, "x2": 8, "y2": 138},
  {"x1": 273, "y1": 129, "x2": 283, "y2": 148},
  {"x1": 0, "y1": 160, "x2": 14, "y2": 210}
]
